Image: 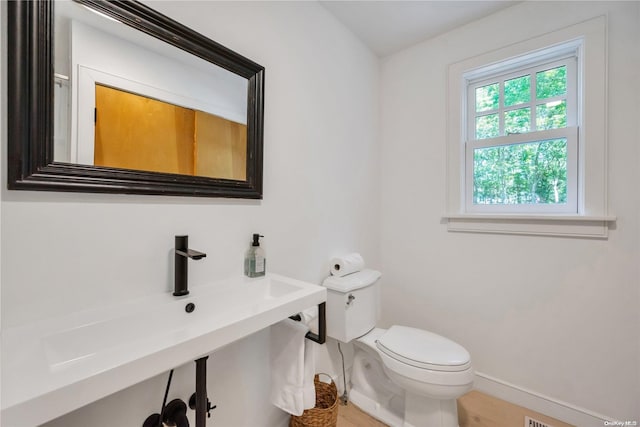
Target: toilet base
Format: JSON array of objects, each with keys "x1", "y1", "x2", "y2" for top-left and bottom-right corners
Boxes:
[
  {"x1": 349, "y1": 388, "x2": 460, "y2": 427},
  {"x1": 403, "y1": 392, "x2": 459, "y2": 427},
  {"x1": 350, "y1": 337, "x2": 464, "y2": 427},
  {"x1": 349, "y1": 388, "x2": 403, "y2": 427}
]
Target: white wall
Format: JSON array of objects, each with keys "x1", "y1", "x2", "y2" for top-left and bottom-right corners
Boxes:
[
  {"x1": 0, "y1": 1, "x2": 378, "y2": 426},
  {"x1": 379, "y1": 1, "x2": 639, "y2": 424}
]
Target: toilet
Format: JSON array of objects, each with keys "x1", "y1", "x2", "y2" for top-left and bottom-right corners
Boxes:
[{"x1": 323, "y1": 269, "x2": 473, "y2": 427}]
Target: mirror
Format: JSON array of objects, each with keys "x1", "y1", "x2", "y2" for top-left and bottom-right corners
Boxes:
[{"x1": 8, "y1": 0, "x2": 264, "y2": 198}]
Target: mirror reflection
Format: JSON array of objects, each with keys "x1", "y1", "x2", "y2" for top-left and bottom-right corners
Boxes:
[
  {"x1": 94, "y1": 85, "x2": 247, "y2": 179},
  {"x1": 54, "y1": 0, "x2": 249, "y2": 180}
]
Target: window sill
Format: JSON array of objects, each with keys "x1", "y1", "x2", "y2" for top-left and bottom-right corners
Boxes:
[{"x1": 443, "y1": 214, "x2": 616, "y2": 238}]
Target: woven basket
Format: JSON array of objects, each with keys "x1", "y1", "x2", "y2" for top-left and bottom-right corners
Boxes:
[{"x1": 289, "y1": 374, "x2": 338, "y2": 427}]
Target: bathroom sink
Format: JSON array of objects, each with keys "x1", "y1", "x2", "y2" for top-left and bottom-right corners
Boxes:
[
  {"x1": 1, "y1": 274, "x2": 326, "y2": 427},
  {"x1": 42, "y1": 278, "x2": 303, "y2": 370}
]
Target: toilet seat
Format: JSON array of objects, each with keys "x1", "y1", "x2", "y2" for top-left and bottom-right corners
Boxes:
[
  {"x1": 375, "y1": 326, "x2": 471, "y2": 372},
  {"x1": 356, "y1": 327, "x2": 474, "y2": 393}
]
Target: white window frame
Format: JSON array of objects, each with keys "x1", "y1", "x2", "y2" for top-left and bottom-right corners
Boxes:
[
  {"x1": 465, "y1": 52, "x2": 579, "y2": 214},
  {"x1": 445, "y1": 16, "x2": 614, "y2": 238},
  {"x1": 467, "y1": 56, "x2": 577, "y2": 141}
]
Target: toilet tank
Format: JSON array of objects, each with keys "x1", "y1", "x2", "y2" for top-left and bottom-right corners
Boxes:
[{"x1": 322, "y1": 269, "x2": 382, "y2": 343}]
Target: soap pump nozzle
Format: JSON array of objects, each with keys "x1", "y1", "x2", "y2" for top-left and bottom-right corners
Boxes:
[{"x1": 252, "y1": 234, "x2": 264, "y2": 247}]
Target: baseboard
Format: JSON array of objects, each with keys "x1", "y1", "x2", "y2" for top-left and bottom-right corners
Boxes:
[{"x1": 473, "y1": 372, "x2": 615, "y2": 427}]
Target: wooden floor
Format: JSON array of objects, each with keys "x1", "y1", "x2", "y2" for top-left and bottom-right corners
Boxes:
[
  {"x1": 336, "y1": 391, "x2": 574, "y2": 427},
  {"x1": 457, "y1": 391, "x2": 574, "y2": 427},
  {"x1": 337, "y1": 402, "x2": 388, "y2": 427}
]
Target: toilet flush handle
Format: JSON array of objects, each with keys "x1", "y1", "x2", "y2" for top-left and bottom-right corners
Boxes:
[{"x1": 346, "y1": 294, "x2": 355, "y2": 306}]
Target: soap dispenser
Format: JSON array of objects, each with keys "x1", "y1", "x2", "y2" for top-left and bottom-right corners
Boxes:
[{"x1": 244, "y1": 234, "x2": 266, "y2": 277}]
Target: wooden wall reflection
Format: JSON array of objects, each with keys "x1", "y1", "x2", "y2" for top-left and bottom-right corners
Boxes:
[{"x1": 94, "y1": 85, "x2": 247, "y2": 180}]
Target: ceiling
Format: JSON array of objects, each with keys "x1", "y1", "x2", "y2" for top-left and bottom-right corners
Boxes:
[{"x1": 319, "y1": 1, "x2": 518, "y2": 57}]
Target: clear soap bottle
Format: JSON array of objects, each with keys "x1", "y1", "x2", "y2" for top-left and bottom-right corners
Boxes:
[{"x1": 244, "y1": 234, "x2": 266, "y2": 277}]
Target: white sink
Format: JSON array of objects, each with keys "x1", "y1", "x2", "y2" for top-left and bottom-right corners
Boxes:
[
  {"x1": 1, "y1": 274, "x2": 326, "y2": 427},
  {"x1": 42, "y1": 278, "x2": 303, "y2": 370}
]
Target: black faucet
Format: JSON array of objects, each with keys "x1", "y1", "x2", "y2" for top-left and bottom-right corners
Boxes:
[{"x1": 174, "y1": 235, "x2": 206, "y2": 296}]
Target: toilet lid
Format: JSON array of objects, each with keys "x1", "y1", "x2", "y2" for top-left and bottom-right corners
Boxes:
[{"x1": 376, "y1": 325, "x2": 471, "y2": 372}]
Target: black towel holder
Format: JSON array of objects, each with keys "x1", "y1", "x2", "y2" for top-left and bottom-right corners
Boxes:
[{"x1": 289, "y1": 302, "x2": 326, "y2": 344}]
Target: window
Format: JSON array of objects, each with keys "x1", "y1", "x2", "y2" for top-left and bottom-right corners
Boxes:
[
  {"x1": 465, "y1": 48, "x2": 578, "y2": 213},
  {"x1": 445, "y1": 16, "x2": 612, "y2": 237}
]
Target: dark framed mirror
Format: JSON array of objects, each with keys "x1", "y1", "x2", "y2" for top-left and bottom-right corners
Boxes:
[{"x1": 8, "y1": 0, "x2": 264, "y2": 198}]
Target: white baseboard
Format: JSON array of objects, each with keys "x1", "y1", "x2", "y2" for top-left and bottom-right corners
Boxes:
[{"x1": 473, "y1": 372, "x2": 615, "y2": 427}]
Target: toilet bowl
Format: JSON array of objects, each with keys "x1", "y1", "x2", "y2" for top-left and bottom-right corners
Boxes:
[
  {"x1": 351, "y1": 326, "x2": 473, "y2": 427},
  {"x1": 375, "y1": 325, "x2": 473, "y2": 399},
  {"x1": 323, "y1": 270, "x2": 473, "y2": 427}
]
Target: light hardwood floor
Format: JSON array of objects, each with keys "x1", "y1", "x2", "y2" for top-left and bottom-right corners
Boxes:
[
  {"x1": 336, "y1": 391, "x2": 575, "y2": 427},
  {"x1": 337, "y1": 402, "x2": 388, "y2": 427},
  {"x1": 457, "y1": 391, "x2": 574, "y2": 427}
]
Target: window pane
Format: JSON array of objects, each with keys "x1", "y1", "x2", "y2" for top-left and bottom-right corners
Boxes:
[
  {"x1": 504, "y1": 75, "x2": 530, "y2": 106},
  {"x1": 476, "y1": 114, "x2": 499, "y2": 139},
  {"x1": 536, "y1": 65, "x2": 566, "y2": 99},
  {"x1": 475, "y1": 83, "x2": 499, "y2": 112},
  {"x1": 473, "y1": 138, "x2": 567, "y2": 205},
  {"x1": 536, "y1": 100, "x2": 567, "y2": 130},
  {"x1": 504, "y1": 107, "x2": 530, "y2": 134}
]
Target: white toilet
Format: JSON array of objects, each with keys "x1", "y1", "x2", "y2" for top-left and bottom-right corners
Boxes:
[{"x1": 323, "y1": 269, "x2": 473, "y2": 427}]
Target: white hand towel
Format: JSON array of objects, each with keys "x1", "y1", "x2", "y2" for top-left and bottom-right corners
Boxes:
[
  {"x1": 299, "y1": 306, "x2": 319, "y2": 334},
  {"x1": 302, "y1": 339, "x2": 317, "y2": 409},
  {"x1": 270, "y1": 319, "x2": 316, "y2": 416},
  {"x1": 299, "y1": 306, "x2": 318, "y2": 408}
]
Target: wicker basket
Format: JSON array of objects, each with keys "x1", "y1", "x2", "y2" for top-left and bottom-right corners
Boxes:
[{"x1": 289, "y1": 374, "x2": 338, "y2": 427}]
